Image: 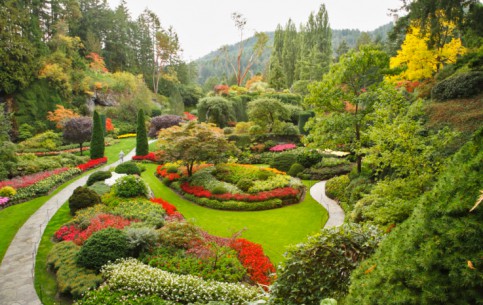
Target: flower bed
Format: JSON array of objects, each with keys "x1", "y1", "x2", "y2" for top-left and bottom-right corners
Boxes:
[
  {"x1": 132, "y1": 152, "x2": 157, "y2": 162},
  {"x1": 77, "y1": 157, "x2": 108, "y2": 172},
  {"x1": 270, "y1": 143, "x2": 297, "y2": 152},
  {"x1": 0, "y1": 167, "x2": 71, "y2": 189}
]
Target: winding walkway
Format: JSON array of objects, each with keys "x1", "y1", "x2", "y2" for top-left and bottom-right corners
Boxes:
[
  {"x1": 310, "y1": 181, "x2": 345, "y2": 228},
  {"x1": 0, "y1": 147, "x2": 140, "y2": 305}
]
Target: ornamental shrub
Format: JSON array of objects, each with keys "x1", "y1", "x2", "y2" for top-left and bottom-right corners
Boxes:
[
  {"x1": 47, "y1": 242, "x2": 102, "y2": 298},
  {"x1": 148, "y1": 115, "x2": 183, "y2": 138},
  {"x1": 125, "y1": 226, "x2": 159, "y2": 257},
  {"x1": 270, "y1": 152, "x2": 298, "y2": 172},
  {"x1": 297, "y1": 149, "x2": 323, "y2": 168},
  {"x1": 269, "y1": 224, "x2": 382, "y2": 305},
  {"x1": 288, "y1": 163, "x2": 305, "y2": 177},
  {"x1": 236, "y1": 178, "x2": 254, "y2": 192},
  {"x1": 76, "y1": 228, "x2": 131, "y2": 272},
  {"x1": 86, "y1": 171, "x2": 112, "y2": 186},
  {"x1": 0, "y1": 186, "x2": 16, "y2": 198},
  {"x1": 74, "y1": 289, "x2": 177, "y2": 304},
  {"x1": 90, "y1": 111, "x2": 105, "y2": 159},
  {"x1": 325, "y1": 175, "x2": 350, "y2": 202},
  {"x1": 68, "y1": 186, "x2": 102, "y2": 216},
  {"x1": 109, "y1": 198, "x2": 165, "y2": 228},
  {"x1": 211, "y1": 185, "x2": 228, "y2": 195},
  {"x1": 431, "y1": 71, "x2": 483, "y2": 101},
  {"x1": 114, "y1": 162, "x2": 141, "y2": 175},
  {"x1": 136, "y1": 109, "x2": 149, "y2": 156},
  {"x1": 112, "y1": 175, "x2": 148, "y2": 198},
  {"x1": 158, "y1": 220, "x2": 201, "y2": 249}
]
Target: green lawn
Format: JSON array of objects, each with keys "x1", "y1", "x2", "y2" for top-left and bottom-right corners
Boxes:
[
  {"x1": 0, "y1": 138, "x2": 136, "y2": 264},
  {"x1": 142, "y1": 163, "x2": 328, "y2": 265}
]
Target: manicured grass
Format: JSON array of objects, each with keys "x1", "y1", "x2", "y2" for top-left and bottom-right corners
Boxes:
[
  {"x1": 35, "y1": 202, "x2": 72, "y2": 305},
  {"x1": 142, "y1": 163, "x2": 328, "y2": 266},
  {"x1": 0, "y1": 138, "x2": 136, "y2": 264}
]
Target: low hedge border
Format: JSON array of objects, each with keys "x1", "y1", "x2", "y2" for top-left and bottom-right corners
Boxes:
[{"x1": 167, "y1": 180, "x2": 305, "y2": 211}]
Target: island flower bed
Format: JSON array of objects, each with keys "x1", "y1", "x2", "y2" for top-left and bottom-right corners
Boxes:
[
  {"x1": 77, "y1": 157, "x2": 108, "y2": 172},
  {"x1": 0, "y1": 167, "x2": 71, "y2": 189},
  {"x1": 132, "y1": 152, "x2": 157, "y2": 162}
]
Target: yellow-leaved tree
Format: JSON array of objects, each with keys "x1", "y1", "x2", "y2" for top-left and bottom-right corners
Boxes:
[{"x1": 389, "y1": 15, "x2": 466, "y2": 82}]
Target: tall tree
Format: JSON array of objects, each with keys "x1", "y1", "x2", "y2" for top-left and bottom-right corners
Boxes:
[
  {"x1": 90, "y1": 110, "x2": 105, "y2": 159},
  {"x1": 136, "y1": 109, "x2": 148, "y2": 156},
  {"x1": 221, "y1": 12, "x2": 269, "y2": 86},
  {"x1": 153, "y1": 26, "x2": 180, "y2": 95},
  {"x1": 305, "y1": 46, "x2": 389, "y2": 173},
  {"x1": 281, "y1": 19, "x2": 298, "y2": 87}
]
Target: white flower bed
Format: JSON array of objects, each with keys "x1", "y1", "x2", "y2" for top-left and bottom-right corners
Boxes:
[
  {"x1": 99, "y1": 259, "x2": 264, "y2": 304},
  {"x1": 104, "y1": 172, "x2": 127, "y2": 186}
]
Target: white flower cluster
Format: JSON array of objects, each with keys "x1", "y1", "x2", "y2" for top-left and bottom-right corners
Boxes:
[{"x1": 100, "y1": 259, "x2": 264, "y2": 304}]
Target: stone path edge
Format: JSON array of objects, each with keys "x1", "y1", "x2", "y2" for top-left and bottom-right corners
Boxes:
[{"x1": 309, "y1": 180, "x2": 345, "y2": 228}]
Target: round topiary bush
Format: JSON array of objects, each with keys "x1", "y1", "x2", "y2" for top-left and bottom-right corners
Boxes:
[
  {"x1": 325, "y1": 175, "x2": 350, "y2": 202},
  {"x1": 288, "y1": 163, "x2": 305, "y2": 177},
  {"x1": 86, "y1": 171, "x2": 112, "y2": 186},
  {"x1": 297, "y1": 150, "x2": 323, "y2": 168},
  {"x1": 211, "y1": 186, "x2": 228, "y2": 195},
  {"x1": 236, "y1": 178, "x2": 254, "y2": 192},
  {"x1": 115, "y1": 162, "x2": 141, "y2": 175},
  {"x1": 113, "y1": 175, "x2": 148, "y2": 198},
  {"x1": 68, "y1": 186, "x2": 102, "y2": 215},
  {"x1": 76, "y1": 228, "x2": 131, "y2": 271}
]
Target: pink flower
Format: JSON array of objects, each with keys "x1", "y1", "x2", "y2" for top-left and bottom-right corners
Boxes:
[{"x1": 269, "y1": 144, "x2": 297, "y2": 152}]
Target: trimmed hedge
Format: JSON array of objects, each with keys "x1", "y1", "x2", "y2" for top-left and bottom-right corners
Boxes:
[
  {"x1": 298, "y1": 111, "x2": 315, "y2": 135},
  {"x1": 136, "y1": 109, "x2": 149, "y2": 156},
  {"x1": 86, "y1": 171, "x2": 112, "y2": 186},
  {"x1": 270, "y1": 152, "x2": 298, "y2": 172},
  {"x1": 288, "y1": 163, "x2": 305, "y2": 177},
  {"x1": 90, "y1": 111, "x2": 105, "y2": 159},
  {"x1": 68, "y1": 186, "x2": 102, "y2": 216},
  {"x1": 115, "y1": 162, "x2": 141, "y2": 175},
  {"x1": 431, "y1": 71, "x2": 483, "y2": 101}
]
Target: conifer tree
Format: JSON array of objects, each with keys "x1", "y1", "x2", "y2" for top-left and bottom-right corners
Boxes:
[
  {"x1": 90, "y1": 111, "x2": 105, "y2": 159},
  {"x1": 136, "y1": 109, "x2": 148, "y2": 156}
]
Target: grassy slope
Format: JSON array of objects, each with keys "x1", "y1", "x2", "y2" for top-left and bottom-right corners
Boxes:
[
  {"x1": 142, "y1": 163, "x2": 328, "y2": 265},
  {"x1": 0, "y1": 138, "x2": 136, "y2": 264}
]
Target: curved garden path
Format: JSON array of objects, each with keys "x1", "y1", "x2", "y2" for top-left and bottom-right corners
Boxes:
[
  {"x1": 310, "y1": 181, "x2": 345, "y2": 228},
  {"x1": 0, "y1": 144, "x2": 143, "y2": 305}
]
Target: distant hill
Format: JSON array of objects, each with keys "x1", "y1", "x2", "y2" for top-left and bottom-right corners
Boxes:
[{"x1": 194, "y1": 23, "x2": 393, "y2": 85}]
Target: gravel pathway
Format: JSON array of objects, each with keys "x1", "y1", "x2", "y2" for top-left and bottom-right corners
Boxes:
[
  {"x1": 0, "y1": 145, "x2": 141, "y2": 305},
  {"x1": 310, "y1": 181, "x2": 345, "y2": 228}
]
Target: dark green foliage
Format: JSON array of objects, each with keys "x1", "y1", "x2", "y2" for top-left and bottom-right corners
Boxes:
[
  {"x1": 68, "y1": 186, "x2": 102, "y2": 216},
  {"x1": 270, "y1": 152, "x2": 298, "y2": 172},
  {"x1": 269, "y1": 224, "x2": 382, "y2": 305},
  {"x1": 113, "y1": 175, "x2": 148, "y2": 198},
  {"x1": 88, "y1": 182, "x2": 111, "y2": 196},
  {"x1": 211, "y1": 186, "x2": 228, "y2": 195},
  {"x1": 264, "y1": 93, "x2": 302, "y2": 105},
  {"x1": 287, "y1": 163, "x2": 305, "y2": 177},
  {"x1": 76, "y1": 228, "x2": 131, "y2": 272},
  {"x1": 298, "y1": 111, "x2": 315, "y2": 135},
  {"x1": 197, "y1": 97, "x2": 235, "y2": 128},
  {"x1": 345, "y1": 128, "x2": 483, "y2": 305},
  {"x1": 300, "y1": 164, "x2": 353, "y2": 181},
  {"x1": 90, "y1": 111, "x2": 105, "y2": 159},
  {"x1": 296, "y1": 149, "x2": 322, "y2": 168},
  {"x1": 115, "y1": 162, "x2": 141, "y2": 175},
  {"x1": 99, "y1": 114, "x2": 106, "y2": 135},
  {"x1": 86, "y1": 171, "x2": 112, "y2": 186},
  {"x1": 227, "y1": 134, "x2": 251, "y2": 149},
  {"x1": 47, "y1": 242, "x2": 102, "y2": 299},
  {"x1": 236, "y1": 178, "x2": 254, "y2": 192},
  {"x1": 431, "y1": 71, "x2": 483, "y2": 101},
  {"x1": 136, "y1": 109, "x2": 149, "y2": 156},
  {"x1": 75, "y1": 289, "x2": 177, "y2": 305}
]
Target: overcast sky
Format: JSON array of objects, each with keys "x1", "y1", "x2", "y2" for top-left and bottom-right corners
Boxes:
[{"x1": 107, "y1": 0, "x2": 403, "y2": 61}]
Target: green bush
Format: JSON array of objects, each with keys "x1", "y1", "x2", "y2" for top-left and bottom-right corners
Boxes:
[
  {"x1": 68, "y1": 186, "x2": 102, "y2": 216},
  {"x1": 300, "y1": 164, "x2": 353, "y2": 181},
  {"x1": 223, "y1": 127, "x2": 234, "y2": 135},
  {"x1": 211, "y1": 185, "x2": 228, "y2": 194},
  {"x1": 236, "y1": 178, "x2": 254, "y2": 192},
  {"x1": 288, "y1": 163, "x2": 305, "y2": 177},
  {"x1": 431, "y1": 71, "x2": 483, "y2": 101},
  {"x1": 165, "y1": 165, "x2": 178, "y2": 173},
  {"x1": 273, "y1": 122, "x2": 299, "y2": 136},
  {"x1": 144, "y1": 246, "x2": 247, "y2": 283},
  {"x1": 125, "y1": 226, "x2": 159, "y2": 257},
  {"x1": 269, "y1": 224, "x2": 382, "y2": 305},
  {"x1": 88, "y1": 182, "x2": 111, "y2": 195},
  {"x1": 227, "y1": 134, "x2": 251, "y2": 149},
  {"x1": 325, "y1": 175, "x2": 350, "y2": 202},
  {"x1": 47, "y1": 242, "x2": 102, "y2": 298},
  {"x1": 115, "y1": 161, "x2": 141, "y2": 175},
  {"x1": 17, "y1": 130, "x2": 62, "y2": 151},
  {"x1": 297, "y1": 149, "x2": 323, "y2": 168},
  {"x1": 76, "y1": 228, "x2": 131, "y2": 271},
  {"x1": 86, "y1": 171, "x2": 112, "y2": 186},
  {"x1": 136, "y1": 109, "x2": 149, "y2": 156},
  {"x1": 112, "y1": 175, "x2": 148, "y2": 198},
  {"x1": 270, "y1": 152, "x2": 298, "y2": 172},
  {"x1": 110, "y1": 198, "x2": 165, "y2": 228},
  {"x1": 90, "y1": 111, "x2": 105, "y2": 159},
  {"x1": 158, "y1": 220, "x2": 201, "y2": 249},
  {"x1": 75, "y1": 289, "x2": 177, "y2": 305},
  {"x1": 248, "y1": 125, "x2": 263, "y2": 135},
  {"x1": 298, "y1": 111, "x2": 315, "y2": 135}
]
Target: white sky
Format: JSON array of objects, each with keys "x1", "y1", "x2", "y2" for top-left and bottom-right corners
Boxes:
[{"x1": 107, "y1": 0, "x2": 403, "y2": 61}]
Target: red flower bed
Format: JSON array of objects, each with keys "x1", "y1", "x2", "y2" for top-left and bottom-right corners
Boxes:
[
  {"x1": 181, "y1": 182, "x2": 299, "y2": 202},
  {"x1": 156, "y1": 165, "x2": 181, "y2": 181},
  {"x1": 132, "y1": 152, "x2": 157, "y2": 162},
  {"x1": 183, "y1": 112, "x2": 197, "y2": 121},
  {"x1": 77, "y1": 157, "x2": 107, "y2": 172},
  {"x1": 230, "y1": 238, "x2": 275, "y2": 286},
  {"x1": 55, "y1": 213, "x2": 135, "y2": 245},
  {"x1": 0, "y1": 167, "x2": 70, "y2": 189},
  {"x1": 150, "y1": 197, "x2": 183, "y2": 219},
  {"x1": 270, "y1": 143, "x2": 297, "y2": 152}
]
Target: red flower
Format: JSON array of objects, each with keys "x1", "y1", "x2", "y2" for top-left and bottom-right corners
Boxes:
[
  {"x1": 156, "y1": 165, "x2": 181, "y2": 181},
  {"x1": 150, "y1": 197, "x2": 181, "y2": 217},
  {"x1": 77, "y1": 157, "x2": 107, "y2": 172},
  {"x1": 132, "y1": 152, "x2": 157, "y2": 162},
  {"x1": 0, "y1": 167, "x2": 71, "y2": 189}
]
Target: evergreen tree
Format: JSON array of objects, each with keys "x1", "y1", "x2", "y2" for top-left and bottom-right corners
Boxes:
[
  {"x1": 268, "y1": 55, "x2": 286, "y2": 90},
  {"x1": 90, "y1": 110, "x2": 105, "y2": 159},
  {"x1": 136, "y1": 109, "x2": 148, "y2": 156},
  {"x1": 281, "y1": 19, "x2": 298, "y2": 87}
]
